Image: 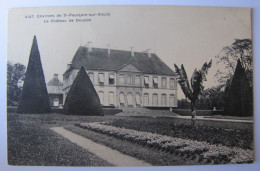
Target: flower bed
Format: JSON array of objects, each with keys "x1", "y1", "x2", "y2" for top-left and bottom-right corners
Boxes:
[
  {"x1": 106, "y1": 119, "x2": 253, "y2": 150},
  {"x1": 78, "y1": 122, "x2": 253, "y2": 164}
]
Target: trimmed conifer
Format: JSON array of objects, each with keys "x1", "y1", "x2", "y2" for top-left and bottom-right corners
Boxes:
[
  {"x1": 224, "y1": 60, "x2": 253, "y2": 116},
  {"x1": 17, "y1": 36, "x2": 51, "y2": 114},
  {"x1": 63, "y1": 66, "x2": 104, "y2": 116}
]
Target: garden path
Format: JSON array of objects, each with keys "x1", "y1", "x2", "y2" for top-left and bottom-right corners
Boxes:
[{"x1": 51, "y1": 127, "x2": 152, "y2": 167}]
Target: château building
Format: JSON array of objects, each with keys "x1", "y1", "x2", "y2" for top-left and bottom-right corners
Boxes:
[
  {"x1": 47, "y1": 74, "x2": 63, "y2": 107},
  {"x1": 63, "y1": 43, "x2": 178, "y2": 110}
]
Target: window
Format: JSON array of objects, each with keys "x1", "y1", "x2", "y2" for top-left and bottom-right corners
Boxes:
[
  {"x1": 88, "y1": 73, "x2": 94, "y2": 84},
  {"x1": 119, "y1": 93, "x2": 125, "y2": 104},
  {"x1": 109, "y1": 74, "x2": 115, "y2": 85},
  {"x1": 152, "y1": 93, "x2": 158, "y2": 106},
  {"x1": 127, "y1": 93, "x2": 133, "y2": 106},
  {"x1": 119, "y1": 74, "x2": 125, "y2": 85},
  {"x1": 162, "y1": 77, "x2": 167, "y2": 88},
  {"x1": 135, "y1": 76, "x2": 141, "y2": 86},
  {"x1": 153, "y1": 77, "x2": 158, "y2": 88},
  {"x1": 143, "y1": 93, "x2": 149, "y2": 106},
  {"x1": 98, "y1": 91, "x2": 104, "y2": 105},
  {"x1": 98, "y1": 73, "x2": 104, "y2": 85},
  {"x1": 161, "y1": 94, "x2": 167, "y2": 107},
  {"x1": 170, "y1": 94, "x2": 175, "y2": 107},
  {"x1": 53, "y1": 98, "x2": 59, "y2": 107},
  {"x1": 144, "y1": 76, "x2": 149, "y2": 88},
  {"x1": 135, "y1": 93, "x2": 141, "y2": 105},
  {"x1": 126, "y1": 76, "x2": 131, "y2": 85},
  {"x1": 170, "y1": 78, "x2": 174, "y2": 89},
  {"x1": 109, "y1": 92, "x2": 115, "y2": 105}
]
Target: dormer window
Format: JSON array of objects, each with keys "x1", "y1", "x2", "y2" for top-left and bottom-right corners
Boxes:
[
  {"x1": 153, "y1": 77, "x2": 158, "y2": 88},
  {"x1": 144, "y1": 76, "x2": 149, "y2": 88},
  {"x1": 109, "y1": 74, "x2": 115, "y2": 85}
]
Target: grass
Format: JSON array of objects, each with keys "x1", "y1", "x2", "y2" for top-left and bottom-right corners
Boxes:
[
  {"x1": 7, "y1": 112, "x2": 254, "y2": 166},
  {"x1": 7, "y1": 113, "x2": 114, "y2": 166}
]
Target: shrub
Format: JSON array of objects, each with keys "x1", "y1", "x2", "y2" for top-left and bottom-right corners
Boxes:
[
  {"x1": 17, "y1": 36, "x2": 50, "y2": 114},
  {"x1": 63, "y1": 66, "x2": 103, "y2": 116}
]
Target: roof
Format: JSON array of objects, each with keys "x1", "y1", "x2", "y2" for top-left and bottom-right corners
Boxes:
[
  {"x1": 65, "y1": 46, "x2": 175, "y2": 76},
  {"x1": 47, "y1": 75, "x2": 63, "y2": 86}
]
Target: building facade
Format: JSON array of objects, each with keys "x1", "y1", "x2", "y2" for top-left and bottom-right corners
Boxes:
[
  {"x1": 47, "y1": 74, "x2": 63, "y2": 107},
  {"x1": 63, "y1": 44, "x2": 178, "y2": 110}
]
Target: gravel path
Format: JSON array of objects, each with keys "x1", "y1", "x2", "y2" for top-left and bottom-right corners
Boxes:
[{"x1": 51, "y1": 127, "x2": 152, "y2": 167}]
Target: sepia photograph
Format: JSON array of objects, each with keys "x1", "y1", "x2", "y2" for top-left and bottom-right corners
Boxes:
[{"x1": 7, "y1": 5, "x2": 253, "y2": 167}]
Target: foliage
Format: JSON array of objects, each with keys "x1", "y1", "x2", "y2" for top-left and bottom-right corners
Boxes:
[
  {"x1": 17, "y1": 36, "x2": 51, "y2": 114},
  {"x1": 177, "y1": 99, "x2": 191, "y2": 109},
  {"x1": 174, "y1": 60, "x2": 212, "y2": 114},
  {"x1": 7, "y1": 61, "x2": 26, "y2": 106},
  {"x1": 215, "y1": 39, "x2": 253, "y2": 86},
  {"x1": 178, "y1": 85, "x2": 225, "y2": 110},
  {"x1": 224, "y1": 60, "x2": 253, "y2": 116},
  {"x1": 107, "y1": 119, "x2": 253, "y2": 150},
  {"x1": 64, "y1": 66, "x2": 104, "y2": 116},
  {"x1": 79, "y1": 122, "x2": 253, "y2": 164}
]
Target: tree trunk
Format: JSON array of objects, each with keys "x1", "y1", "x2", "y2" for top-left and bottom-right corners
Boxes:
[{"x1": 191, "y1": 101, "x2": 197, "y2": 127}]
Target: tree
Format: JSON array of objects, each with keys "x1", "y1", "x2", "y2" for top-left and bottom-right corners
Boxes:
[
  {"x1": 174, "y1": 60, "x2": 212, "y2": 126},
  {"x1": 200, "y1": 85, "x2": 226, "y2": 110},
  {"x1": 7, "y1": 61, "x2": 26, "y2": 106},
  {"x1": 178, "y1": 85, "x2": 225, "y2": 111},
  {"x1": 215, "y1": 39, "x2": 253, "y2": 86},
  {"x1": 224, "y1": 60, "x2": 253, "y2": 116},
  {"x1": 17, "y1": 36, "x2": 51, "y2": 114},
  {"x1": 63, "y1": 66, "x2": 104, "y2": 116}
]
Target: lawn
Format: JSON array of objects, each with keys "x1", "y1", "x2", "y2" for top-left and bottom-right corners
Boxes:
[
  {"x1": 7, "y1": 113, "x2": 116, "y2": 166},
  {"x1": 7, "y1": 112, "x2": 254, "y2": 166}
]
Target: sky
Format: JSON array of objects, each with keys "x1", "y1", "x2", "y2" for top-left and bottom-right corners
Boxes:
[{"x1": 7, "y1": 6, "x2": 252, "y2": 99}]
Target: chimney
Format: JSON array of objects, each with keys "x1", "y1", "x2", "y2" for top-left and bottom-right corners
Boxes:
[
  {"x1": 87, "y1": 42, "x2": 92, "y2": 52},
  {"x1": 131, "y1": 47, "x2": 134, "y2": 57},
  {"x1": 54, "y1": 74, "x2": 58, "y2": 79},
  {"x1": 146, "y1": 49, "x2": 151, "y2": 57},
  {"x1": 107, "y1": 44, "x2": 110, "y2": 55},
  {"x1": 67, "y1": 63, "x2": 72, "y2": 70}
]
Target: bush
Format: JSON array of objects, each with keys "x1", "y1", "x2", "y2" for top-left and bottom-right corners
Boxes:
[
  {"x1": 63, "y1": 67, "x2": 103, "y2": 116},
  {"x1": 17, "y1": 36, "x2": 50, "y2": 114},
  {"x1": 172, "y1": 109, "x2": 212, "y2": 116},
  {"x1": 103, "y1": 108, "x2": 122, "y2": 115}
]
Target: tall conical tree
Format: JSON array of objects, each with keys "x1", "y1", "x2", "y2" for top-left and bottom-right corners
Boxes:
[
  {"x1": 224, "y1": 59, "x2": 253, "y2": 116},
  {"x1": 17, "y1": 36, "x2": 51, "y2": 114},
  {"x1": 64, "y1": 66, "x2": 104, "y2": 116}
]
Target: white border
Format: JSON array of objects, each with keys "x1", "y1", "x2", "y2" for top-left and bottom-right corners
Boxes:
[{"x1": 1, "y1": 1, "x2": 259, "y2": 171}]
